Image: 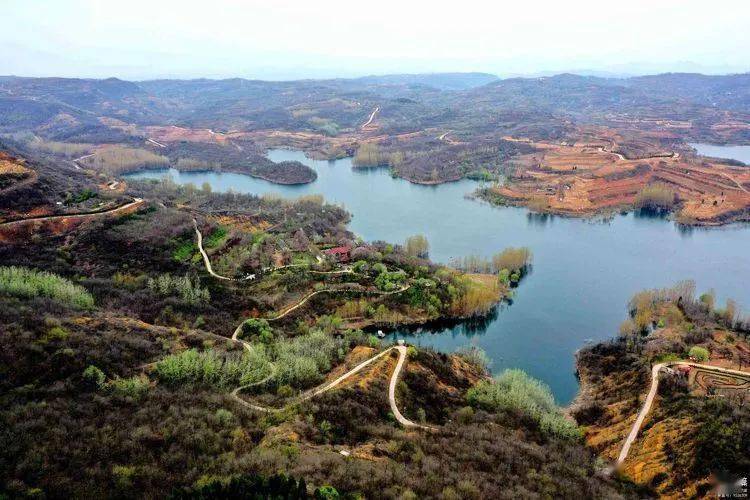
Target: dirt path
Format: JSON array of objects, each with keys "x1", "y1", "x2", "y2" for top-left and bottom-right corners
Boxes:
[
  {"x1": 0, "y1": 198, "x2": 144, "y2": 227},
  {"x1": 193, "y1": 220, "x2": 255, "y2": 282},
  {"x1": 195, "y1": 228, "x2": 423, "y2": 427},
  {"x1": 0, "y1": 169, "x2": 38, "y2": 195},
  {"x1": 389, "y1": 345, "x2": 437, "y2": 430},
  {"x1": 719, "y1": 171, "x2": 749, "y2": 193},
  {"x1": 68, "y1": 152, "x2": 95, "y2": 170},
  {"x1": 361, "y1": 106, "x2": 379, "y2": 130},
  {"x1": 147, "y1": 138, "x2": 167, "y2": 148},
  {"x1": 615, "y1": 361, "x2": 750, "y2": 467},
  {"x1": 232, "y1": 343, "x2": 434, "y2": 429},
  {"x1": 264, "y1": 283, "x2": 410, "y2": 322}
]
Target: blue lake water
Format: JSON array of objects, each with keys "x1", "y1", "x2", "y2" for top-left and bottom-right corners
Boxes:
[
  {"x1": 691, "y1": 143, "x2": 750, "y2": 164},
  {"x1": 126, "y1": 148, "x2": 750, "y2": 404}
]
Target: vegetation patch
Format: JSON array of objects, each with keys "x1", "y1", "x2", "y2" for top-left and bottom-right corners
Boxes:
[
  {"x1": 155, "y1": 347, "x2": 271, "y2": 389},
  {"x1": 0, "y1": 266, "x2": 94, "y2": 308},
  {"x1": 147, "y1": 274, "x2": 210, "y2": 304},
  {"x1": 467, "y1": 369, "x2": 581, "y2": 440}
]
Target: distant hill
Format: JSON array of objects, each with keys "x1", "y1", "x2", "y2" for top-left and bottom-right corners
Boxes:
[
  {"x1": 1, "y1": 72, "x2": 748, "y2": 139},
  {"x1": 352, "y1": 72, "x2": 499, "y2": 90}
]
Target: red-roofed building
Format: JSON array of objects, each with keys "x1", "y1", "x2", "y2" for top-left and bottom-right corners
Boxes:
[{"x1": 324, "y1": 246, "x2": 351, "y2": 263}]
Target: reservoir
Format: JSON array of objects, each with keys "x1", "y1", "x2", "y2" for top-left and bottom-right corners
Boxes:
[
  {"x1": 690, "y1": 143, "x2": 750, "y2": 164},
  {"x1": 126, "y1": 148, "x2": 750, "y2": 403}
]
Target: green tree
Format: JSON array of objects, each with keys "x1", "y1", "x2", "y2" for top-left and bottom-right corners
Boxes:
[
  {"x1": 82, "y1": 365, "x2": 106, "y2": 390},
  {"x1": 241, "y1": 318, "x2": 274, "y2": 343}
]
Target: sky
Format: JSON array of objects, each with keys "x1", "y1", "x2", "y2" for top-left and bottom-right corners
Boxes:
[{"x1": 2, "y1": 0, "x2": 749, "y2": 80}]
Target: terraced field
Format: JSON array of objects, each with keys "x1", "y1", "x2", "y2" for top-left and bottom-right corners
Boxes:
[{"x1": 484, "y1": 137, "x2": 750, "y2": 224}]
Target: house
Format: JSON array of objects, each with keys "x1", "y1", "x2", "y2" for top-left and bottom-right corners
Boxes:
[{"x1": 323, "y1": 246, "x2": 351, "y2": 263}]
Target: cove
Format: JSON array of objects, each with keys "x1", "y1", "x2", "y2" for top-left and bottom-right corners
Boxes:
[{"x1": 125, "y1": 149, "x2": 750, "y2": 404}]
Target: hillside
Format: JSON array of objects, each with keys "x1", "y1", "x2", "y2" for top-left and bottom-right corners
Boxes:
[
  {"x1": 574, "y1": 282, "x2": 750, "y2": 498},
  {"x1": 0, "y1": 144, "x2": 644, "y2": 498}
]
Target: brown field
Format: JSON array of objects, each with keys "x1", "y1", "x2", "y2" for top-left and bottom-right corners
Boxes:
[
  {"x1": 144, "y1": 125, "x2": 228, "y2": 144},
  {"x1": 488, "y1": 136, "x2": 750, "y2": 224}
]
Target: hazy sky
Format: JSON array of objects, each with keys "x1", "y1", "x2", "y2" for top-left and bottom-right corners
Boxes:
[{"x1": 2, "y1": 0, "x2": 749, "y2": 80}]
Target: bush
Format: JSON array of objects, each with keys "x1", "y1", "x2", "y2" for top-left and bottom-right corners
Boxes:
[
  {"x1": 203, "y1": 227, "x2": 227, "y2": 248},
  {"x1": 241, "y1": 318, "x2": 274, "y2": 343},
  {"x1": 147, "y1": 274, "x2": 210, "y2": 304},
  {"x1": 375, "y1": 270, "x2": 406, "y2": 291},
  {"x1": 82, "y1": 365, "x2": 106, "y2": 389},
  {"x1": 0, "y1": 266, "x2": 94, "y2": 308},
  {"x1": 274, "y1": 331, "x2": 344, "y2": 388},
  {"x1": 456, "y1": 346, "x2": 490, "y2": 373},
  {"x1": 155, "y1": 347, "x2": 270, "y2": 389},
  {"x1": 688, "y1": 346, "x2": 709, "y2": 362},
  {"x1": 108, "y1": 375, "x2": 150, "y2": 400},
  {"x1": 170, "y1": 472, "x2": 308, "y2": 499},
  {"x1": 467, "y1": 369, "x2": 581, "y2": 440}
]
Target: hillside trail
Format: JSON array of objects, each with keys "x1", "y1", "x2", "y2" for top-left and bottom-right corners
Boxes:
[
  {"x1": 615, "y1": 361, "x2": 750, "y2": 468},
  {"x1": 193, "y1": 224, "x2": 426, "y2": 428},
  {"x1": 361, "y1": 106, "x2": 379, "y2": 129},
  {"x1": 0, "y1": 198, "x2": 143, "y2": 227}
]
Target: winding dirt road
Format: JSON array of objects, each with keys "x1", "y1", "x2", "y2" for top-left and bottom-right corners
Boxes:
[
  {"x1": 0, "y1": 198, "x2": 144, "y2": 227},
  {"x1": 71, "y1": 153, "x2": 95, "y2": 170},
  {"x1": 193, "y1": 221, "x2": 426, "y2": 428},
  {"x1": 615, "y1": 361, "x2": 750, "y2": 467},
  {"x1": 193, "y1": 220, "x2": 255, "y2": 281},
  {"x1": 264, "y1": 283, "x2": 410, "y2": 322},
  {"x1": 361, "y1": 106, "x2": 379, "y2": 130},
  {"x1": 231, "y1": 343, "x2": 434, "y2": 430}
]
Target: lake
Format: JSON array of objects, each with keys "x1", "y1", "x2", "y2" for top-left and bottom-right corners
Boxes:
[
  {"x1": 691, "y1": 143, "x2": 750, "y2": 164},
  {"x1": 126, "y1": 148, "x2": 750, "y2": 404}
]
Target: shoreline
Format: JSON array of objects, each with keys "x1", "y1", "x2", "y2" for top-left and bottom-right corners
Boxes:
[{"x1": 475, "y1": 187, "x2": 750, "y2": 228}]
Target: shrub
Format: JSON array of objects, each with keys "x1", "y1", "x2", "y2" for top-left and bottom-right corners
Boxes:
[
  {"x1": 688, "y1": 346, "x2": 709, "y2": 362},
  {"x1": 274, "y1": 331, "x2": 344, "y2": 388},
  {"x1": 240, "y1": 318, "x2": 274, "y2": 343},
  {"x1": 82, "y1": 365, "x2": 106, "y2": 389},
  {"x1": 0, "y1": 266, "x2": 94, "y2": 308},
  {"x1": 314, "y1": 486, "x2": 340, "y2": 499},
  {"x1": 456, "y1": 346, "x2": 490, "y2": 373},
  {"x1": 214, "y1": 409, "x2": 234, "y2": 426},
  {"x1": 155, "y1": 347, "x2": 270, "y2": 389},
  {"x1": 108, "y1": 375, "x2": 150, "y2": 400},
  {"x1": 467, "y1": 369, "x2": 580, "y2": 440},
  {"x1": 171, "y1": 473, "x2": 308, "y2": 499},
  {"x1": 147, "y1": 274, "x2": 210, "y2": 304},
  {"x1": 375, "y1": 270, "x2": 406, "y2": 291}
]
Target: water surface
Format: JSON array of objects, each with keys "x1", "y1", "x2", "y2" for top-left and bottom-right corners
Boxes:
[
  {"x1": 126, "y1": 150, "x2": 750, "y2": 403},
  {"x1": 691, "y1": 143, "x2": 750, "y2": 164}
]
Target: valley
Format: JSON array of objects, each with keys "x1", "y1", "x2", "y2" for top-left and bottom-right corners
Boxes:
[{"x1": 1, "y1": 71, "x2": 749, "y2": 498}]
